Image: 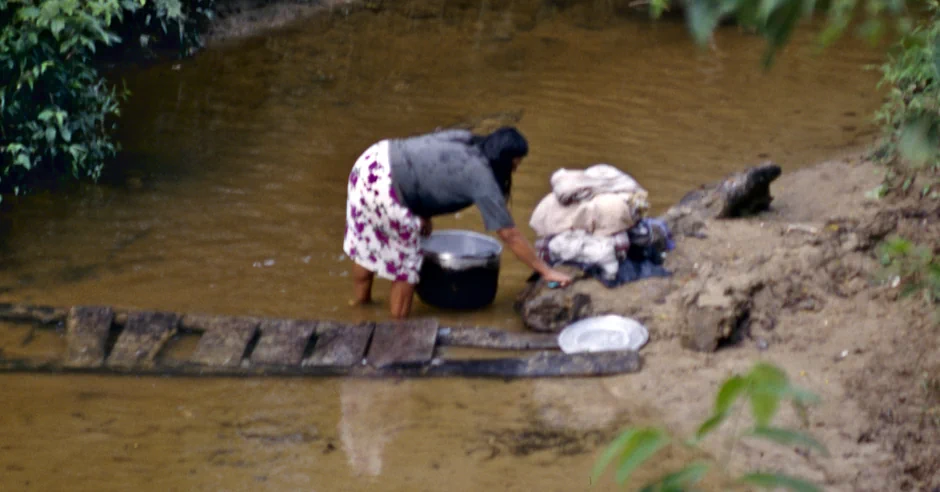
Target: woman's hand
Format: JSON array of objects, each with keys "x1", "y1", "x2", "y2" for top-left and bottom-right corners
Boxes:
[
  {"x1": 541, "y1": 268, "x2": 573, "y2": 287},
  {"x1": 420, "y1": 217, "x2": 433, "y2": 237},
  {"x1": 496, "y1": 226, "x2": 574, "y2": 287}
]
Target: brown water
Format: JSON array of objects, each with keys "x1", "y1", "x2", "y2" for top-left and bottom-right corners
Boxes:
[{"x1": 0, "y1": 1, "x2": 885, "y2": 490}]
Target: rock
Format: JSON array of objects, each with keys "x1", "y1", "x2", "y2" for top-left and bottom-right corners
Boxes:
[
  {"x1": 677, "y1": 278, "x2": 753, "y2": 352},
  {"x1": 517, "y1": 289, "x2": 593, "y2": 333}
]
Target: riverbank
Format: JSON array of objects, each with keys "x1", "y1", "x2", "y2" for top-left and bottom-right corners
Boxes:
[{"x1": 517, "y1": 153, "x2": 939, "y2": 490}]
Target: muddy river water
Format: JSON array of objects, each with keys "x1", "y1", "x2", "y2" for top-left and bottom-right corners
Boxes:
[{"x1": 0, "y1": 1, "x2": 885, "y2": 490}]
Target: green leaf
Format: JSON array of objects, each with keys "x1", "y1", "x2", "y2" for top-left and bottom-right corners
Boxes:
[
  {"x1": 748, "y1": 363, "x2": 789, "y2": 387},
  {"x1": 749, "y1": 391, "x2": 780, "y2": 426},
  {"x1": 37, "y1": 109, "x2": 55, "y2": 122},
  {"x1": 747, "y1": 363, "x2": 789, "y2": 426},
  {"x1": 739, "y1": 472, "x2": 822, "y2": 492},
  {"x1": 686, "y1": 0, "x2": 723, "y2": 46},
  {"x1": 615, "y1": 428, "x2": 670, "y2": 484},
  {"x1": 592, "y1": 429, "x2": 640, "y2": 483},
  {"x1": 14, "y1": 153, "x2": 32, "y2": 170},
  {"x1": 695, "y1": 411, "x2": 728, "y2": 441},
  {"x1": 715, "y1": 375, "x2": 747, "y2": 415},
  {"x1": 747, "y1": 426, "x2": 829, "y2": 456},
  {"x1": 898, "y1": 117, "x2": 937, "y2": 168},
  {"x1": 761, "y1": 0, "x2": 804, "y2": 67},
  {"x1": 51, "y1": 18, "x2": 65, "y2": 38},
  {"x1": 18, "y1": 6, "x2": 40, "y2": 20},
  {"x1": 658, "y1": 462, "x2": 711, "y2": 489}
]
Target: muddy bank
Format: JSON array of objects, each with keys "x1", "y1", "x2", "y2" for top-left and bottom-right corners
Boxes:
[
  {"x1": 516, "y1": 154, "x2": 940, "y2": 490},
  {"x1": 209, "y1": 0, "x2": 357, "y2": 43},
  {"x1": 205, "y1": 0, "x2": 688, "y2": 44}
]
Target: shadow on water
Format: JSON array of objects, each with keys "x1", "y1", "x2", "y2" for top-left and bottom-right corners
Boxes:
[{"x1": 0, "y1": 0, "x2": 886, "y2": 490}]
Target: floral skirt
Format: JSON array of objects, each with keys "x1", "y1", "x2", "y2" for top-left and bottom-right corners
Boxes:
[{"x1": 343, "y1": 140, "x2": 423, "y2": 284}]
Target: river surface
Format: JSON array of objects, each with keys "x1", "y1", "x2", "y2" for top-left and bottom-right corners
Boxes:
[{"x1": 0, "y1": 1, "x2": 884, "y2": 490}]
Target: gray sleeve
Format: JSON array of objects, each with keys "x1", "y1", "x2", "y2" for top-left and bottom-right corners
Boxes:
[
  {"x1": 428, "y1": 129, "x2": 473, "y2": 143},
  {"x1": 470, "y1": 170, "x2": 515, "y2": 231}
]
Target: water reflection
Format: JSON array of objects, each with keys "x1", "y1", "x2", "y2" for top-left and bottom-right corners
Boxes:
[{"x1": 339, "y1": 379, "x2": 415, "y2": 478}]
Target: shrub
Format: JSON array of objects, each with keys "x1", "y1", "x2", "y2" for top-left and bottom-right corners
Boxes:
[{"x1": 0, "y1": 0, "x2": 213, "y2": 201}]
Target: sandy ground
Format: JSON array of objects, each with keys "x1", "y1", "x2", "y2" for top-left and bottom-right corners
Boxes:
[{"x1": 522, "y1": 154, "x2": 939, "y2": 491}]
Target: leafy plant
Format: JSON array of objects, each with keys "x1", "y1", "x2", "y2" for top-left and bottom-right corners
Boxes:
[
  {"x1": 878, "y1": 235, "x2": 940, "y2": 305},
  {"x1": 873, "y1": 1, "x2": 940, "y2": 172},
  {"x1": 0, "y1": 0, "x2": 214, "y2": 201},
  {"x1": 0, "y1": 0, "x2": 129, "y2": 198},
  {"x1": 592, "y1": 363, "x2": 827, "y2": 491}
]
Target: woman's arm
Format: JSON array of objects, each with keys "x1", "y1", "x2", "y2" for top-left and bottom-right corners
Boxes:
[{"x1": 496, "y1": 227, "x2": 573, "y2": 286}]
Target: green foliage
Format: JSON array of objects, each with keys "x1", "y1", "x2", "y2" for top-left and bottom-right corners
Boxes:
[
  {"x1": 653, "y1": 0, "x2": 911, "y2": 67},
  {"x1": 0, "y1": 0, "x2": 213, "y2": 200},
  {"x1": 0, "y1": 0, "x2": 128, "y2": 197},
  {"x1": 113, "y1": 0, "x2": 215, "y2": 58},
  {"x1": 878, "y1": 235, "x2": 940, "y2": 305},
  {"x1": 873, "y1": 1, "x2": 940, "y2": 172},
  {"x1": 592, "y1": 363, "x2": 826, "y2": 492}
]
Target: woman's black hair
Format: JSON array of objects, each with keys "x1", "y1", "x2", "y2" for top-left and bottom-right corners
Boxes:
[{"x1": 474, "y1": 126, "x2": 528, "y2": 198}]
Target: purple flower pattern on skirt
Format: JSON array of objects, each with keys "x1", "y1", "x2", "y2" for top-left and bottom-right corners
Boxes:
[{"x1": 342, "y1": 140, "x2": 423, "y2": 284}]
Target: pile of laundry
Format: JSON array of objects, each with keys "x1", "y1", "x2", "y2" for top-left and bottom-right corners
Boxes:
[{"x1": 529, "y1": 164, "x2": 675, "y2": 288}]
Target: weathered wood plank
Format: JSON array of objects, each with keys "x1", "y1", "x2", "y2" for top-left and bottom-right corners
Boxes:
[
  {"x1": 249, "y1": 320, "x2": 317, "y2": 366},
  {"x1": 304, "y1": 321, "x2": 373, "y2": 367},
  {"x1": 0, "y1": 303, "x2": 68, "y2": 324},
  {"x1": 190, "y1": 316, "x2": 258, "y2": 367},
  {"x1": 64, "y1": 306, "x2": 114, "y2": 368},
  {"x1": 437, "y1": 326, "x2": 559, "y2": 350},
  {"x1": 366, "y1": 318, "x2": 438, "y2": 368},
  {"x1": 106, "y1": 311, "x2": 179, "y2": 368},
  {"x1": 180, "y1": 312, "x2": 262, "y2": 332},
  {"x1": 426, "y1": 351, "x2": 642, "y2": 378},
  {"x1": 0, "y1": 350, "x2": 641, "y2": 378}
]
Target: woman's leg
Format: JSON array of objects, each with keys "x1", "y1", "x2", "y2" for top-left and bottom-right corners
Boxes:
[
  {"x1": 351, "y1": 263, "x2": 375, "y2": 305},
  {"x1": 389, "y1": 281, "x2": 415, "y2": 319}
]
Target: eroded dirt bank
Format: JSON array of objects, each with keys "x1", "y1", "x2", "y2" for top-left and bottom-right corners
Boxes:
[{"x1": 518, "y1": 154, "x2": 939, "y2": 491}]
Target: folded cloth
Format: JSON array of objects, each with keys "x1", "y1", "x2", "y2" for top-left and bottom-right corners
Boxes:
[
  {"x1": 551, "y1": 164, "x2": 647, "y2": 205},
  {"x1": 530, "y1": 164, "x2": 649, "y2": 237},
  {"x1": 534, "y1": 230, "x2": 628, "y2": 281},
  {"x1": 530, "y1": 191, "x2": 649, "y2": 237}
]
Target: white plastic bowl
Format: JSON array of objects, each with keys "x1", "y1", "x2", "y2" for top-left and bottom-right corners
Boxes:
[{"x1": 557, "y1": 315, "x2": 649, "y2": 354}]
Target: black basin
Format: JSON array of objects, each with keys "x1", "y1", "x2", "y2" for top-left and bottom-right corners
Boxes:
[{"x1": 416, "y1": 230, "x2": 502, "y2": 310}]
